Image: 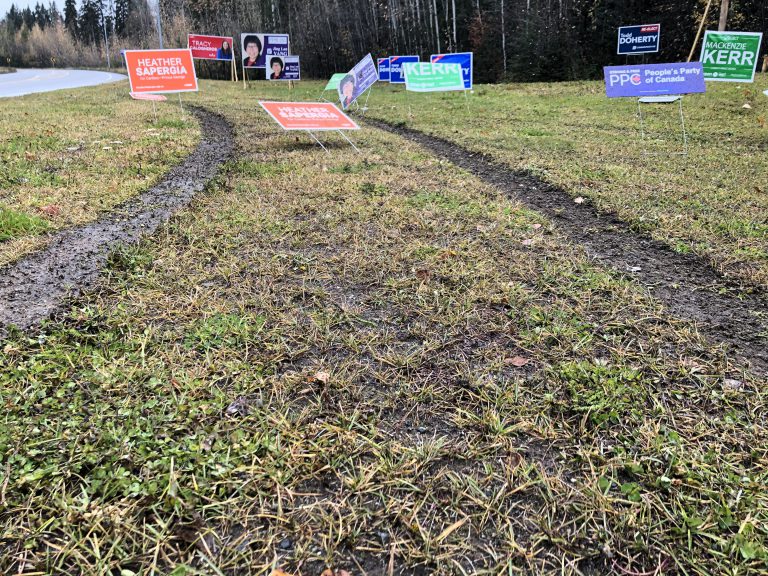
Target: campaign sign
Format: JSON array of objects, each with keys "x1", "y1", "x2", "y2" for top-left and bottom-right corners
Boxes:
[
  {"x1": 324, "y1": 73, "x2": 346, "y2": 91},
  {"x1": 403, "y1": 62, "x2": 465, "y2": 92},
  {"x1": 338, "y1": 53, "x2": 378, "y2": 109},
  {"x1": 389, "y1": 55, "x2": 419, "y2": 83},
  {"x1": 430, "y1": 52, "x2": 473, "y2": 88},
  {"x1": 241, "y1": 33, "x2": 290, "y2": 68},
  {"x1": 130, "y1": 92, "x2": 167, "y2": 101},
  {"x1": 617, "y1": 24, "x2": 661, "y2": 55},
  {"x1": 700, "y1": 31, "x2": 763, "y2": 83},
  {"x1": 259, "y1": 101, "x2": 359, "y2": 131},
  {"x1": 604, "y1": 62, "x2": 705, "y2": 97},
  {"x1": 378, "y1": 58, "x2": 390, "y2": 81},
  {"x1": 268, "y1": 55, "x2": 299, "y2": 81},
  {"x1": 124, "y1": 49, "x2": 198, "y2": 94},
  {"x1": 188, "y1": 34, "x2": 234, "y2": 61}
]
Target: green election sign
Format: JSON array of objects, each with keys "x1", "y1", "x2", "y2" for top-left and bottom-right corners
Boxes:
[
  {"x1": 324, "y1": 73, "x2": 346, "y2": 91},
  {"x1": 700, "y1": 30, "x2": 763, "y2": 83},
  {"x1": 403, "y1": 62, "x2": 465, "y2": 92}
]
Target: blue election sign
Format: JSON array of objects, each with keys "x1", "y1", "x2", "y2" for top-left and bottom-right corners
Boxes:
[
  {"x1": 617, "y1": 24, "x2": 661, "y2": 55},
  {"x1": 378, "y1": 58, "x2": 390, "y2": 82},
  {"x1": 604, "y1": 62, "x2": 705, "y2": 98},
  {"x1": 389, "y1": 55, "x2": 419, "y2": 84},
  {"x1": 430, "y1": 52, "x2": 473, "y2": 89}
]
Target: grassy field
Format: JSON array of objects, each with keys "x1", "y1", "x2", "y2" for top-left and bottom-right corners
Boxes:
[
  {"x1": 0, "y1": 67, "x2": 15, "y2": 74},
  {"x1": 363, "y1": 78, "x2": 768, "y2": 289},
  {"x1": 0, "y1": 83, "x2": 199, "y2": 267},
  {"x1": 1, "y1": 80, "x2": 767, "y2": 574}
]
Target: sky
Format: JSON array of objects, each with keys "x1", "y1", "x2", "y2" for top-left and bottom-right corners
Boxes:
[{"x1": 1, "y1": 0, "x2": 70, "y2": 17}]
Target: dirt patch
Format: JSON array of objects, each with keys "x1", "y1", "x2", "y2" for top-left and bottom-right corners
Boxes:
[
  {"x1": 368, "y1": 118, "x2": 768, "y2": 376},
  {"x1": 0, "y1": 107, "x2": 232, "y2": 334}
]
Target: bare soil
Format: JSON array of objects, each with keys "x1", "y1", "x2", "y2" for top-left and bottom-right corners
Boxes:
[{"x1": 0, "y1": 108, "x2": 232, "y2": 334}]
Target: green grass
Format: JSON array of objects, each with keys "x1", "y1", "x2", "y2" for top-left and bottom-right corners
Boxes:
[
  {"x1": 0, "y1": 80, "x2": 199, "y2": 266},
  {"x1": 1, "y1": 80, "x2": 767, "y2": 574},
  {"x1": 363, "y1": 78, "x2": 768, "y2": 288},
  {"x1": 0, "y1": 206, "x2": 48, "y2": 240}
]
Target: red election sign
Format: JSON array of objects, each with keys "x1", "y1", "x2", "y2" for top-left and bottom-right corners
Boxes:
[
  {"x1": 124, "y1": 49, "x2": 198, "y2": 94},
  {"x1": 188, "y1": 34, "x2": 235, "y2": 61},
  {"x1": 130, "y1": 92, "x2": 168, "y2": 101},
  {"x1": 258, "y1": 101, "x2": 359, "y2": 130}
]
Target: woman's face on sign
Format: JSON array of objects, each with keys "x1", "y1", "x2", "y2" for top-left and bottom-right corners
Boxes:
[
  {"x1": 343, "y1": 82, "x2": 354, "y2": 98},
  {"x1": 246, "y1": 42, "x2": 259, "y2": 59},
  {"x1": 272, "y1": 61, "x2": 282, "y2": 75},
  {"x1": 222, "y1": 41, "x2": 230, "y2": 51}
]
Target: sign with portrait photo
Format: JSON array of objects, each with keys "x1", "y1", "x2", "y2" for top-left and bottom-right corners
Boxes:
[
  {"x1": 268, "y1": 55, "x2": 300, "y2": 81},
  {"x1": 188, "y1": 34, "x2": 234, "y2": 61},
  {"x1": 241, "y1": 33, "x2": 290, "y2": 69},
  {"x1": 337, "y1": 53, "x2": 378, "y2": 110}
]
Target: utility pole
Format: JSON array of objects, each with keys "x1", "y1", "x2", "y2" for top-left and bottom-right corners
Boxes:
[
  {"x1": 156, "y1": 0, "x2": 164, "y2": 48},
  {"x1": 101, "y1": 1, "x2": 111, "y2": 68},
  {"x1": 718, "y1": 0, "x2": 729, "y2": 31}
]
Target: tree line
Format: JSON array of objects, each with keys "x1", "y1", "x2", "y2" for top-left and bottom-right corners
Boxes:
[{"x1": 1, "y1": 0, "x2": 766, "y2": 81}]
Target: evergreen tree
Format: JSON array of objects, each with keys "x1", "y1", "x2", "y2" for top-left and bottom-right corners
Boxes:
[
  {"x1": 63, "y1": 0, "x2": 77, "y2": 37},
  {"x1": 114, "y1": 0, "x2": 129, "y2": 36},
  {"x1": 78, "y1": 0, "x2": 102, "y2": 44}
]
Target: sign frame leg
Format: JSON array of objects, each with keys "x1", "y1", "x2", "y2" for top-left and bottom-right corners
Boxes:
[
  {"x1": 337, "y1": 130, "x2": 361, "y2": 154},
  {"x1": 307, "y1": 130, "x2": 330, "y2": 154}
]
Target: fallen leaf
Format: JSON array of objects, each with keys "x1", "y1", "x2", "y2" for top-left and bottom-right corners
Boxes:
[
  {"x1": 532, "y1": 223, "x2": 542, "y2": 229},
  {"x1": 505, "y1": 356, "x2": 530, "y2": 367},
  {"x1": 225, "y1": 396, "x2": 249, "y2": 417},
  {"x1": 435, "y1": 517, "x2": 468, "y2": 543},
  {"x1": 476, "y1": 222, "x2": 498, "y2": 233},
  {"x1": 271, "y1": 570, "x2": 294, "y2": 576},
  {"x1": 415, "y1": 269, "x2": 431, "y2": 281},
  {"x1": 742, "y1": 103, "x2": 752, "y2": 109},
  {"x1": 39, "y1": 204, "x2": 61, "y2": 217},
  {"x1": 521, "y1": 239, "x2": 534, "y2": 246},
  {"x1": 313, "y1": 371, "x2": 330, "y2": 384},
  {"x1": 723, "y1": 378, "x2": 743, "y2": 390},
  {"x1": 574, "y1": 196, "x2": 585, "y2": 204}
]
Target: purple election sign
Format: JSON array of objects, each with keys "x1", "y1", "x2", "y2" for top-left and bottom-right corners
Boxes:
[
  {"x1": 604, "y1": 62, "x2": 705, "y2": 97},
  {"x1": 268, "y1": 55, "x2": 299, "y2": 81},
  {"x1": 338, "y1": 53, "x2": 378, "y2": 110}
]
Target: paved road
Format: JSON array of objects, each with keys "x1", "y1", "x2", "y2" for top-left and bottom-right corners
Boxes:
[{"x1": 0, "y1": 68, "x2": 125, "y2": 98}]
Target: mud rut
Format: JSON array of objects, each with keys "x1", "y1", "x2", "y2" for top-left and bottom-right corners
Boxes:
[
  {"x1": 1, "y1": 109, "x2": 766, "y2": 377},
  {"x1": 368, "y1": 118, "x2": 768, "y2": 376},
  {"x1": 0, "y1": 108, "x2": 233, "y2": 334}
]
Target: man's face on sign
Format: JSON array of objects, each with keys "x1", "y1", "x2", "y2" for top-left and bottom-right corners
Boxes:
[
  {"x1": 246, "y1": 41, "x2": 259, "y2": 59},
  {"x1": 343, "y1": 81, "x2": 354, "y2": 99}
]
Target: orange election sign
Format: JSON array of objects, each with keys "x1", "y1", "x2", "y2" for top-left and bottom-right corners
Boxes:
[
  {"x1": 259, "y1": 101, "x2": 359, "y2": 131},
  {"x1": 124, "y1": 49, "x2": 198, "y2": 94}
]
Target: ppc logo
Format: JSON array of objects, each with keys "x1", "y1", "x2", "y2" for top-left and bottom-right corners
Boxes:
[{"x1": 609, "y1": 72, "x2": 642, "y2": 86}]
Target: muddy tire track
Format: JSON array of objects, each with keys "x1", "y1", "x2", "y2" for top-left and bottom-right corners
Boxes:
[
  {"x1": 0, "y1": 107, "x2": 233, "y2": 334},
  {"x1": 368, "y1": 118, "x2": 768, "y2": 375}
]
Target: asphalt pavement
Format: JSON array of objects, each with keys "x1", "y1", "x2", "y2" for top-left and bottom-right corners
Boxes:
[{"x1": 0, "y1": 68, "x2": 125, "y2": 98}]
